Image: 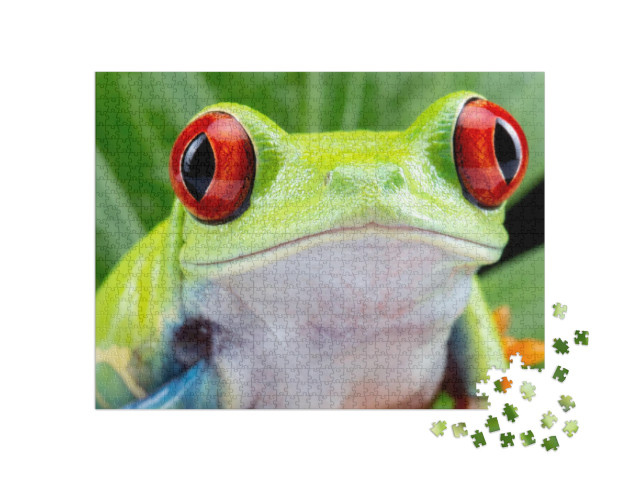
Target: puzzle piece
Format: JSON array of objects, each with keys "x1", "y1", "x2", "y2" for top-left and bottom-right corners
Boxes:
[
  {"x1": 563, "y1": 420, "x2": 579, "y2": 437},
  {"x1": 541, "y1": 436, "x2": 559, "y2": 451},
  {"x1": 430, "y1": 420, "x2": 447, "y2": 437},
  {"x1": 559, "y1": 395, "x2": 576, "y2": 412},
  {"x1": 520, "y1": 381, "x2": 536, "y2": 401},
  {"x1": 541, "y1": 411, "x2": 558, "y2": 429},
  {"x1": 553, "y1": 338, "x2": 570, "y2": 355},
  {"x1": 485, "y1": 415, "x2": 501, "y2": 432},
  {"x1": 520, "y1": 430, "x2": 536, "y2": 446},
  {"x1": 552, "y1": 303, "x2": 567, "y2": 319},
  {"x1": 471, "y1": 430, "x2": 486, "y2": 448},
  {"x1": 494, "y1": 376, "x2": 513, "y2": 393},
  {"x1": 575, "y1": 330, "x2": 589, "y2": 345},
  {"x1": 502, "y1": 403, "x2": 519, "y2": 422},
  {"x1": 451, "y1": 423, "x2": 468, "y2": 438},
  {"x1": 500, "y1": 432, "x2": 515, "y2": 447},
  {"x1": 552, "y1": 366, "x2": 569, "y2": 383}
]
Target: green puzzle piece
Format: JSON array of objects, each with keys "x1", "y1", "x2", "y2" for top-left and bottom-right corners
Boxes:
[
  {"x1": 520, "y1": 430, "x2": 536, "y2": 446},
  {"x1": 552, "y1": 366, "x2": 569, "y2": 383},
  {"x1": 430, "y1": 421, "x2": 447, "y2": 437},
  {"x1": 575, "y1": 330, "x2": 589, "y2": 345},
  {"x1": 563, "y1": 420, "x2": 579, "y2": 437},
  {"x1": 559, "y1": 395, "x2": 576, "y2": 412},
  {"x1": 541, "y1": 436, "x2": 559, "y2": 451},
  {"x1": 552, "y1": 303, "x2": 567, "y2": 319},
  {"x1": 452, "y1": 423, "x2": 468, "y2": 438},
  {"x1": 503, "y1": 403, "x2": 519, "y2": 422},
  {"x1": 553, "y1": 338, "x2": 570, "y2": 354},
  {"x1": 494, "y1": 377, "x2": 513, "y2": 393},
  {"x1": 500, "y1": 432, "x2": 515, "y2": 447},
  {"x1": 520, "y1": 381, "x2": 536, "y2": 400},
  {"x1": 471, "y1": 430, "x2": 486, "y2": 448},
  {"x1": 541, "y1": 411, "x2": 557, "y2": 429},
  {"x1": 485, "y1": 415, "x2": 501, "y2": 432}
]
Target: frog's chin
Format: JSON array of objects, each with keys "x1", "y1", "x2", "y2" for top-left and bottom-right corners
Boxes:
[{"x1": 180, "y1": 222, "x2": 503, "y2": 278}]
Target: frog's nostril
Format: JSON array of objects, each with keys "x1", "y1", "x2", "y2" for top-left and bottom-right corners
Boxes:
[
  {"x1": 324, "y1": 166, "x2": 361, "y2": 194},
  {"x1": 377, "y1": 164, "x2": 406, "y2": 192},
  {"x1": 324, "y1": 164, "x2": 406, "y2": 193}
]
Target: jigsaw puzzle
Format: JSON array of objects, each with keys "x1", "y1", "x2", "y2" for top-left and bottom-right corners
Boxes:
[
  {"x1": 494, "y1": 377, "x2": 513, "y2": 393},
  {"x1": 552, "y1": 366, "x2": 569, "y2": 383},
  {"x1": 502, "y1": 403, "x2": 519, "y2": 422},
  {"x1": 562, "y1": 420, "x2": 579, "y2": 438},
  {"x1": 95, "y1": 73, "x2": 544, "y2": 409},
  {"x1": 471, "y1": 430, "x2": 487, "y2": 448},
  {"x1": 452, "y1": 423, "x2": 468, "y2": 438},
  {"x1": 553, "y1": 338, "x2": 570, "y2": 355},
  {"x1": 559, "y1": 395, "x2": 576, "y2": 412},
  {"x1": 541, "y1": 436, "x2": 559, "y2": 451},
  {"x1": 520, "y1": 430, "x2": 536, "y2": 446},
  {"x1": 486, "y1": 415, "x2": 501, "y2": 433},
  {"x1": 430, "y1": 421, "x2": 447, "y2": 437},
  {"x1": 520, "y1": 381, "x2": 536, "y2": 401},
  {"x1": 552, "y1": 303, "x2": 567, "y2": 319},
  {"x1": 500, "y1": 432, "x2": 515, "y2": 447},
  {"x1": 432, "y1": 314, "x2": 590, "y2": 452},
  {"x1": 575, "y1": 330, "x2": 589, "y2": 345},
  {"x1": 541, "y1": 411, "x2": 558, "y2": 429}
]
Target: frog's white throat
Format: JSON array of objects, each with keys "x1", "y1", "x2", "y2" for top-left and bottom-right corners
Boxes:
[{"x1": 182, "y1": 234, "x2": 486, "y2": 408}]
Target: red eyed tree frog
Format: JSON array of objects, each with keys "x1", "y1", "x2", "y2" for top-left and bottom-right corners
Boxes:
[{"x1": 96, "y1": 91, "x2": 540, "y2": 409}]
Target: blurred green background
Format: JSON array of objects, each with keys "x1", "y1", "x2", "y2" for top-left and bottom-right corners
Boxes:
[{"x1": 96, "y1": 72, "x2": 544, "y2": 342}]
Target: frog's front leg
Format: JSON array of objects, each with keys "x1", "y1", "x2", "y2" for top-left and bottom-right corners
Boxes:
[
  {"x1": 445, "y1": 276, "x2": 507, "y2": 404},
  {"x1": 444, "y1": 277, "x2": 545, "y2": 407},
  {"x1": 96, "y1": 203, "x2": 190, "y2": 408}
]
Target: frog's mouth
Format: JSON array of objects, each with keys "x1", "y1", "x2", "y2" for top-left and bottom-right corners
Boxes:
[{"x1": 181, "y1": 222, "x2": 503, "y2": 277}]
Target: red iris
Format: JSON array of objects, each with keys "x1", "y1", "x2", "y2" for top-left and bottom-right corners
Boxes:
[
  {"x1": 453, "y1": 99, "x2": 528, "y2": 208},
  {"x1": 169, "y1": 112, "x2": 256, "y2": 222}
]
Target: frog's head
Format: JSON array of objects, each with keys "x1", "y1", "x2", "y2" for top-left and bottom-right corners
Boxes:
[{"x1": 170, "y1": 91, "x2": 528, "y2": 279}]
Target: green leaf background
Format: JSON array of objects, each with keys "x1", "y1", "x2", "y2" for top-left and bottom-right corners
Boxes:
[{"x1": 96, "y1": 72, "x2": 544, "y2": 343}]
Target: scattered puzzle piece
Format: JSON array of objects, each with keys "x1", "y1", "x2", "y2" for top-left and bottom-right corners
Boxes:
[
  {"x1": 430, "y1": 420, "x2": 447, "y2": 437},
  {"x1": 494, "y1": 376, "x2": 513, "y2": 393},
  {"x1": 452, "y1": 423, "x2": 468, "y2": 438},
  {"x1": 450, "y1": 299, "x2": 586, "y2": 451},
  {"x1": 520, "y1": 430, "x2": 536, "y2": 446},
  {"x1": 520, "y1": 381, "x2": 536, "y2": 401},
  {"x1": 559, "y1": 395, "x2": 576, "y2": 412},
  {"x1": 563, "y1": 420, "x2": 579, "y2": 437},
  {"x1": 502, "y1": 403, "x2": 519, "y2": 422},
  {"x1": 552, "y1": 303, "x2": 567, "y2": 319},
  {"x1": 553, "y1": 338, "x2": 569, "y2": 355},
  {"x1": 575, "y1": 330, "x2": 589, "y2": 345},
  {"x1": 552, "y1": 366, "x2": 569, "y2": 383},
  {"x1": 500, "y1": 432, "x2": 515, "y2": 447},
  {"x1": 485, "y1": 415, "x2": 501, "y2": 433},
  {"x1": 471, "y1": 430, "x2": 486, "y2": 448},
  {"x1": 541, "y1": 436, "x2": 559, "y2": 451},
  {"x1": 541, "y1": 411, "x2": 558, "y2": 429}
]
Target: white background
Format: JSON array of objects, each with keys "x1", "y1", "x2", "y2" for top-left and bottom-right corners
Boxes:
[{"x1": 2, "y1": 1, "x2": 639, "y2": 479}]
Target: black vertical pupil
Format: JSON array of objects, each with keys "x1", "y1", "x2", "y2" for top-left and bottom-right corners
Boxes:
[
  {"x1": 494, "y1": 118, "x2": 521, "y2": 184},
  {"x1": 181, "y1": 133, "x2": 215, "y2": 201}
]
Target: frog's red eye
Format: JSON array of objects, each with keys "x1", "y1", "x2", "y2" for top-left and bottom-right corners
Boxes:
[
  {"x1": 170, "y1": 112, "x2": 256, "y2": 222},
  {"x1": 453, "y1": 99, "x2": 528, "y2": 208}
]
